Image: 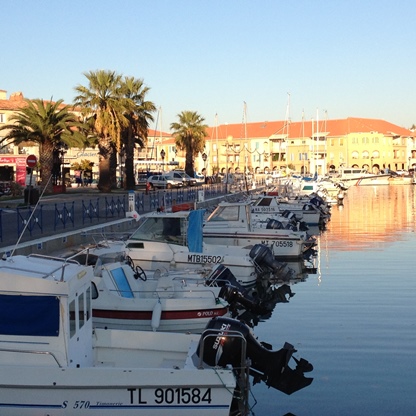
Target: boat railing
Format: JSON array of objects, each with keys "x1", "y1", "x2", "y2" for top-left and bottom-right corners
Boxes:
[
  {"x1": 198, "y1": 329, "x2": 251, "y2": 416},
  {"x1": 0, "y1": 347, "x2": 62, "y2": 367},
  {"x1": 21, "y1": 254, "x2": 82, "y2": 281}
]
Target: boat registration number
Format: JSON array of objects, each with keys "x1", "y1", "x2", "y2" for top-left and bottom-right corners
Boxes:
[
  {"x1": 188, "y1": 254, "x2": 223, "y2": 264},
  {"x1": 60, "y1": 388, "x2": 212, "y2": 409},
  {"x1": 128, "y1": 387, "x2": 213, "y2": 405},
  {"x1": 252, "y1": 207, "x2": 276, "y2": 212},
  {"x1": 262, "y1": 240, "x2": 294, "y2": 247}
]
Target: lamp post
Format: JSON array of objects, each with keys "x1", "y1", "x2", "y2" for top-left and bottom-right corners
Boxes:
[
  {"x1": 202, "y1": 152, "x2": 207, "y2": 169},
  {"x1": 60, "y1": 148, "x2": 67, "y2": 189},
  {"x1": 370, "y1": 157, "x2": 373, "y2": 172},
  {"x1": 160, "y1": 149, "x2": 165, "y2": 170},
  {"x1": 408, "y1": 156, "x2": 411, "y2": 170}
]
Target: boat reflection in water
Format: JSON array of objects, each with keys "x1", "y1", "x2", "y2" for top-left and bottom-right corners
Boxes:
[{"x1": 229, "y1": 255, "x2": 318, "y2": 329}]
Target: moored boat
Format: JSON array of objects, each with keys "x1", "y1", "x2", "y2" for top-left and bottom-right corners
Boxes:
[
  {"x1": 124, "y1": 209, "x2": 282, "y2": 287},
  {"x1": 203, "y1": 201, "x2": 316, "y2": 259},
  {"x1": 331, "y1": 166, "x2": 390, "y2": 186},
  {"x1": 0, "y1": 253, "x2": 313, "y2": 415}
]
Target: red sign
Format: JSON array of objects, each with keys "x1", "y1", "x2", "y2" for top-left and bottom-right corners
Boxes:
[{"x1": 26, "y1": 154, "x2": 38, "y2": 168}]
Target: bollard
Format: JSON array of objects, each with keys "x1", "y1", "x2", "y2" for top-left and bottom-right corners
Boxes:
[{"x1": 126, "y1": 190, "x2": 140, "y2": 221}]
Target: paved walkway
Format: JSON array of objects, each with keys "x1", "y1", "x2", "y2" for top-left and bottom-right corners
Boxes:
[
  {"x1": 0, "y1": 187, "x2": 161, "y2": 249},
  {"x1": 0, "y1": 184, "x2": 233, "y2": 250}
]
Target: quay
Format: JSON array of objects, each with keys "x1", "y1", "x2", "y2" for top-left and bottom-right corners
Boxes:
[{"x1": 0, "y1": 185, "x2": 246, "y2": 257}]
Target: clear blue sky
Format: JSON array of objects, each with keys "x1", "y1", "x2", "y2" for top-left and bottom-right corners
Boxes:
[{"x1": 1, "y1": 0, "x2": 415, "y2": 131}]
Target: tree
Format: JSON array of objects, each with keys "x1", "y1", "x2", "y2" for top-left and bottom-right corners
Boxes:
[
  {"x1": 119, "y1": 77, "x2": 156, "y2": 190},
  {"x1": 73, "y1": 70, "x2": 133, "y2": 192},
  {"x1": 0, "y1": 99, "x2": 85, "y2": 193},
  {"x1": 170, "y1": 111, "x2": 208, "y2": 177}
]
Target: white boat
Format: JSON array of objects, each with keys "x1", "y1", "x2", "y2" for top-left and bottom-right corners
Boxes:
[
  {"x1": 124, "y1": 209, "x2": 282, "y2": 287},
  {"x1": 251, "y1": 194, "x2": 326, "y2": 226},
  {"x1": 90, "y1": 258, "x2": 230, "y2": 332},
  {"x1": 67, "y1": 247, "x2": 271, "y2": 333},
  {"x1": 0, "y1": 253, "x2": 313, "y2": 415},
  {"x1": 331, "y1": 166, "x2": 390, "y2": 186},
  {"x1": 388, "y1": 170, "x2": 413, "y2": 185},
  {"x1": 203, "y1": 201, "x2": 316, "y2": 259}
]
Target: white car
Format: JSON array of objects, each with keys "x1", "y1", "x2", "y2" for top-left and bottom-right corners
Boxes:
[
  {"x1": 146, "y1": 175, "x2": 183, "y2": 190},
  {"x1": 194, "y1": 172, "x2": 205, "y2": 185},
  {"x1": 164, "y1": 171, "x2": 197, "y2": 186}
]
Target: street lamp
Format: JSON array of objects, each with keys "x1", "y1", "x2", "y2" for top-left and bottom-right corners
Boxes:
[
  {"x1": 59, "y1": 147, "x2": 67, "y2": 189},
  {"x1": 160, "y1": 149, "x2": 165, "y2": 170}
]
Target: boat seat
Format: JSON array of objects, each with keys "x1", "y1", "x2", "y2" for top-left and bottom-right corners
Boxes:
[{"x1": 155, "y1": 275, "x2": 175, "y2": 298}]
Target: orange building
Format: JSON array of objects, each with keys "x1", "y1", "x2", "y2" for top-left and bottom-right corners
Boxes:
[{"x1": 1, "y1": 89, "x2": 415, "y2": 179}]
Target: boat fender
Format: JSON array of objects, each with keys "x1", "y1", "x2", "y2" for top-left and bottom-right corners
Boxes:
[{"x1": 151, "y1": 300, "x2": 162, "y2": 331}]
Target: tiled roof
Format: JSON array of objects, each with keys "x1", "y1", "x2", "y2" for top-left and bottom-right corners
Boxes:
[
  {"x1": 1, "y1": 90, "x2": 413, "y2": 139},
  {"x1": 0, "y1": 92, "x2": 70, "y2": 112},
  {"x1": 207, "y1": 117, "x2": 414, "y2": 139}
]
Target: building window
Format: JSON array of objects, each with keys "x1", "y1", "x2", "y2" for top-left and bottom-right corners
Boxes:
[
  {"x1": 352, "y1": 151, "x2": 359, "y2": 159},
  {"x1": 0, "y1": 113, "x2": 5, "y2": 123}
]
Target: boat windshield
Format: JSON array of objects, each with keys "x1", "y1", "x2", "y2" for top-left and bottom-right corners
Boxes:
[
  {"x1": 129, "y1": 216, "x2": 186, "y2": 246},
  {"x1": 208, "y1": 205, "x2": 240, "y2": 222}
]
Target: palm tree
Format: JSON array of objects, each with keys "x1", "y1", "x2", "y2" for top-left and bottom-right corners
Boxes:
[
  {"x1": 73, "y1": 70, "x2": 133, "y2": 192},
  {"x1": 170, "y1": 111, "x2": 208, "y2": 177},
  {"x1": 0, "y1": 99, "x2": 86, "y2": 193},
  {"x1": 120, "y1": 77, "x2": 156, "y2": 190}
]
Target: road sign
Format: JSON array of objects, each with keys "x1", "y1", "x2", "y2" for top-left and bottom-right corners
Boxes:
[{"x1": 26, "y1": 154, "x2": 37, "y2": 168}]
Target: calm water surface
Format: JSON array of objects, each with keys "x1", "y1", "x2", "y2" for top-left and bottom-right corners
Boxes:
[{"x1": 250, "y1": 185, "x2": 416, "y2": 416}]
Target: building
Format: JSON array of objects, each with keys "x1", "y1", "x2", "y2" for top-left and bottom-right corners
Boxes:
[
  {"x1": 1, "y1": 89, "x2": 415, "y2": 185},
  {"x1": 201, "y1": 118, "x2": 416, "y2": 176}
]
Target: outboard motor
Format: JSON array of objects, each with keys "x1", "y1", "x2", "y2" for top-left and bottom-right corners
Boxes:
[
  {"x1": 197, "y1": 317, "x2": 313, "y2": 395},
  {"x1": 206, "y1": 264, "x2": 247, "y2": 293},
  {"x1": 218, "y1": 285, "x2": 269, "y2": 315},
  {"x1": 284, "y1": 223, "x2": 298, "y2": 231},
  {"x1": 280, "y1": 209, "x2": 293, "y2": 219},
  {"x1": 249, "y1": 244, "x2": 287, "y2": 275},
  {"x1": 266, "y1": 219, "x2": 284, "y2": 229}
]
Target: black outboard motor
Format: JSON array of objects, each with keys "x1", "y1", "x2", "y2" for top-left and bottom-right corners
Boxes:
[
  {"x1": 207, "y1": 265, "x2": 272, "y2": 314},
  {"x1": 249, "y1": 244, "x2": 287, "y2": 275},
  {"x1": 205, "y1": 264, "x2": 247, "y2": 293},
  {"x1": 197, "y1": 317, "x2": 313, "y2": 395},
  {"x1": 218, "y1": 285, "x2": 269, "y2": 315},
  {"x1": 266, "y1": 219, "x2": 284, "y2": 229}
]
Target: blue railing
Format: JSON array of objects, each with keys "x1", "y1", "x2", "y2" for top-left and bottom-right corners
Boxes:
[{"x1": 0, "y1": 183, "x2": 228, "y2": 247}]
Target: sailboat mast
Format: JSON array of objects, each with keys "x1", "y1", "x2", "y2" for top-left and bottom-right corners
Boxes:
[{"x1": 284, "y1": 93, "x2": 290, "y2": 172}]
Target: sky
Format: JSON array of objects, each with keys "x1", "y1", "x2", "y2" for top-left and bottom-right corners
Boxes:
[{"x1": 1, "y1": 0, "x2": 415, "y2": 132}]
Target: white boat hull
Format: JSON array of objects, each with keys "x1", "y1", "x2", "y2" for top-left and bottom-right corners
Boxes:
[
  {"x1": 125, "y1": 241, "x2": 258, "y2": 287},
  {"x1": 203, "y1": 232, "x2": 307, "y2": 259},
  {"x1": 0, "y1": 363, "x2": 234, "y2": 416}
]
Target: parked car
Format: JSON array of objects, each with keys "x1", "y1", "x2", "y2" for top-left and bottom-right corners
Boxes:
[
  {"x1": 137, "y1": 171, "x2": 161, "y2": 187},
  {"x1": 194, "y1": 172, "x2": 205, "y2": 185},
  {"x1": 146, "y1": 175, "x2": 183, "y2": 190},
  {"x1": 164, "y1": 170, "x2": 197, "y2": 186}
]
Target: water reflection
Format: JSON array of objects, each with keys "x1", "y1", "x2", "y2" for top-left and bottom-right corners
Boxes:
[
  {"x1": 321, "y1": 185, "x2": 416, "y2": 251},
  {"x1": 231, "y1": 255, "x2": 318, "y2": 328},
  {"x1": 250, "y1": 184, "x2": 416, "y2": 416}
]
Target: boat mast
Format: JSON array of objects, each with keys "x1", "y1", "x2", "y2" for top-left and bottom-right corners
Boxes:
[
  {"x1": 215, "y1": 113, "x2": 219, "y2": 175},
  {"x1": 284, "y1": 93, "x2": 290, "y2": 172},
  {"x1": 302, "y1": 110, "x2": 305, "y2": 174},
  {"x1": 242, "y1": 101, "x2": 247, "y2": 173}
]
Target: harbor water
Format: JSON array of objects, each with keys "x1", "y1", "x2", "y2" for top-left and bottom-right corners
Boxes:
[{"x1": 250, "y1": 185, "x2": 416, "y2": 415}]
